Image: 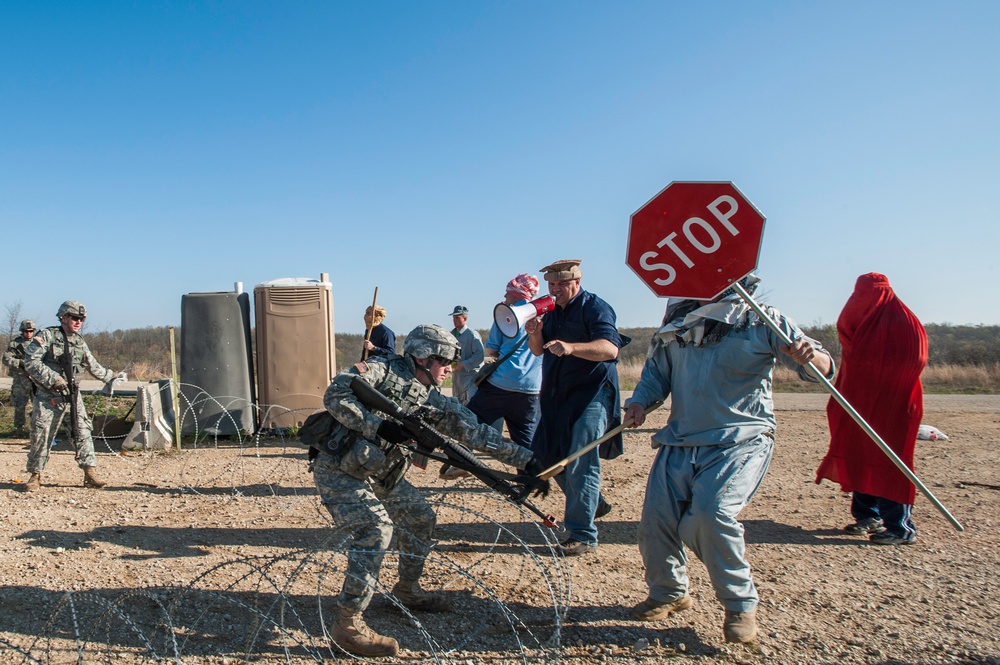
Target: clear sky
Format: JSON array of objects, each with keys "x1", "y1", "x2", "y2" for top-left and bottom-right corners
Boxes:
[{"x1": 3, "y1": 2, "x2": 998, "y2": 335}]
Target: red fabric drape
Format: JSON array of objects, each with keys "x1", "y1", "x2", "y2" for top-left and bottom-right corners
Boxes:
[{"x1": 815, "y1": 273, "x2": 927, "y2": 504}]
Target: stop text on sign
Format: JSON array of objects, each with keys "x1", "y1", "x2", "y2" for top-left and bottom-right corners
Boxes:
[
  {"x1": 639, "y1": 194, "x2": 741, "y2": 286},
  {"x1": 626, "y1": 181, "x2": 765, "y2": 300}
]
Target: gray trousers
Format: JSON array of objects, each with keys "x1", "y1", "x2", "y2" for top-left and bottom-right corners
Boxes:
[
  {"x1": 27, "y1": 390, "x2": 97, "y2": 473},
  {"x1": 313, "y1": 452, "x2": 436, "y2": 612},
  {"x1": 638, "y1": 434, "x2": 773, "y2": 613}
]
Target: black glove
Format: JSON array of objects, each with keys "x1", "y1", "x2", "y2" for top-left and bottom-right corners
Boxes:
[
  {"x1": 520, "y1": 458, "x2": 551, "y2": 499},
  {"x1": 377, "y1": 420, "x2": 411, "y2": 444}
]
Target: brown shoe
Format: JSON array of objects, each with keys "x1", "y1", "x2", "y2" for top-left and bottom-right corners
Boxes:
[
  {"x1": 24, "y1": 473, "x2": 42, "y2": 492},
  {"x1": 723, "y1": 607, "x2": 758, "y2": 643},
  {"x1": 329, "y1": 608, "x2": 399, "y2": 657},
  {"x1": 83, "y1": 467, "x2": 107, "y2": 488},
  {"x1": 392, "y1": 581, "x2": 451, "y2": 612},
  {"x1": 632, "y1": 594, "x2": 694, "y2": 621}
]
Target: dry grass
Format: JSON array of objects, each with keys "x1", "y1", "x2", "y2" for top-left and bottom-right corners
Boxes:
[{"x1": 619, "y1": 359, "x2": 1000, "y2": 394}]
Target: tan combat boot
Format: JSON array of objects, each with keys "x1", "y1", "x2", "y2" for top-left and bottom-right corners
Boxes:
[
  {"x1": 24, "y1": 473, "x2": 42, "y2": 492},
  {"x1": 329, "y1": 608, "x2": 399, "y2": 657},
  {"x1": 83, "y1": 466, "x2": 107, "y2": 488},
  {"x1": 723, "y1": 607, "x2": 758, "y2": 643},
  {"x1": 392, "y1": 580, "x2": 451, "y2": 612}
]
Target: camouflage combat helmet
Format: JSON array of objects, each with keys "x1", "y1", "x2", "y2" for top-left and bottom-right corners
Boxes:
[
  {"x1": 19, "y1": 319, "x2": 36, "y2": 332},
  {"x1": 57, "y1": 301, "x2": 87, "y2": 319},
  {"x1": 402, "y1": 324, "x2": 460, "y2": 362}
]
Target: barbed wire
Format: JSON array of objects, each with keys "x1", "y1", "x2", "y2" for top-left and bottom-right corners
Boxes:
[{"x1": 3, "y1": 383, "x2": 571, "y2": 664}]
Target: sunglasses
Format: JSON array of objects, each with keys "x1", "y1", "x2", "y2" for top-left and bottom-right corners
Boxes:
[
  {"x1": 430, "y1": 355, "x2": 454, "y2": 366},
  {"x1": 66, "y1": 315, "x2": 86, "y2": 323}
]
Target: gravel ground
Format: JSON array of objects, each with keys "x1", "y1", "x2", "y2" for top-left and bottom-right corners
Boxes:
[{"x1": 1, "y1": 395, "x2": 998, "y2": 664}]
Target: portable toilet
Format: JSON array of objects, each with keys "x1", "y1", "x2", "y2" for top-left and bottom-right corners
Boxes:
[
  {"x1": 254, "y1": 273, "x2": 336, "y2": 430},
  {"x1": 179, "y1": 288, "x2": 257, "y2": 436}
]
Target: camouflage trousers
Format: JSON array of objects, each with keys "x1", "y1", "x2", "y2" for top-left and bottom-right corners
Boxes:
[
  {"x1": 313, "y1": 452, "x2": 436, "y2": 612},
  {"x1": 27, "y1": 391, "x2": 97, "y2": 473},
  {"x1": 9, "y1": 374, "x2": 32, "y2": 430}
]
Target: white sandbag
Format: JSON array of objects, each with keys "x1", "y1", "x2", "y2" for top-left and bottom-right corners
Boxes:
[{"x1": 917, "y1": 424, "x2": 949, "y2": 441}]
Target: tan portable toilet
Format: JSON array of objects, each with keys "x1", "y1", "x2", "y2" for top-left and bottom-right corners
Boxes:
[{"x1": 254, "y1": 274, "x2": 336, "y2": 430}]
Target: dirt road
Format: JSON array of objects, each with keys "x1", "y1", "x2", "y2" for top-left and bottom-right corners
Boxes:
[{"x1": 1, "y1": 395, "x2": 997, "y2": 664}]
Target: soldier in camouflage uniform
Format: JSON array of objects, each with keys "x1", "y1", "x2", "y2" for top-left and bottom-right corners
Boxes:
[
  {"x1": 313, "y1": 323, "x2": 543, "y2": 657},
  {"x1": 22, "y1": 301, "x2": 121, "y2": 492},
  {"x1": 2, "y1": 319, "x2": 37, "y2": 434}
]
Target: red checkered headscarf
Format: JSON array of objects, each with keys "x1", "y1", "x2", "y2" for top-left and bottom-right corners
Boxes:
[{"x1": 506, "y1": 274, "x2": 540, "y2": 301}]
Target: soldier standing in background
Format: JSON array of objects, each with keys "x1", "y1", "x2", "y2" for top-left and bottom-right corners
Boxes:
[
  {"x1": 3, "y1": 319, "x2": 37, "y2": 436},
  {"x1": 22, "y1": 301, "x2": 124, "y2": 492}
]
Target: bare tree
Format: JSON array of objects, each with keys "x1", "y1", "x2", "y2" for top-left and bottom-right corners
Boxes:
[{"x1": 4, "y1": 300, "x2": 23, "y2": 345}]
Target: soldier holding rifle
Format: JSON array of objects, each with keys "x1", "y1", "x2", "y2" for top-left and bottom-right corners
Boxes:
[
  {"x1": 310, "y1": 323, "x2": 546, "y2": 657},
  {"x1": 22, "y1": 301, "x2": 125, "y2": 492}
]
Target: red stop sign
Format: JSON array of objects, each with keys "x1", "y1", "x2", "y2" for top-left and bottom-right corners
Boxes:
[{"x1": 626, "y1": 181, "x2": 766, "y2": 300}]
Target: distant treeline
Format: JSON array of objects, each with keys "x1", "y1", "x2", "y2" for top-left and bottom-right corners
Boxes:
[{"x1": 3, "y1": 323, "x2": 998, "y2": 381}]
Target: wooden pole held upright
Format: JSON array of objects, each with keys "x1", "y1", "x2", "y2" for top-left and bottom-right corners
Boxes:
[
  {"x1": 361, "y1": 287, "x2": 379, "y2": 361},
  {"x1": 169, "y1": 327, "x2": 182, "y2": 451}
]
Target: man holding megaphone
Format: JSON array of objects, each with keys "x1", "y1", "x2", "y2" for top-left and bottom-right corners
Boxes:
[{"x1": 526, "y1": 259, "x2": 630, "y2": 557}]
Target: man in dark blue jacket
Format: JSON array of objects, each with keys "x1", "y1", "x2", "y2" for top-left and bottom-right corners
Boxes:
[{"x1": 527, "y1": 259, "x2": 629, "y2": 556}]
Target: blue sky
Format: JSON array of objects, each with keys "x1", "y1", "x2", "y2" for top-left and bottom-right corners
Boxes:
[{"x1": 2, "y1": 2, "x2": 998, "y2": 336}]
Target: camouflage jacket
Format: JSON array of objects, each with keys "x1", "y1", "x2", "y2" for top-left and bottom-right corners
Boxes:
[
  {"x1": 24, "y1": 326, "x2": 114, "y2": 394},
  {"x1": 322, "y1": 354, "x2": 533, "y2": 478},
  {"x1": 2, "y1": 335, "x2": 32, "y2": 378}
]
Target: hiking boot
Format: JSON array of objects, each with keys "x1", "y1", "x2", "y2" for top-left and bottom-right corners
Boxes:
[
  {"x1": 723, "y1": 607, "x2": 758, "y2": 643},
  {"x1": 329, "y1": 608, "x2": 399, "y2": 657},
  {"x1": 24, "y1": 473, "x2": 42, "y2": 492},
  {"x1": 392, "y1": 581, "x2": 451, "y2": 612},
  {"x1": 632, "y1": 594, "x2": 694, "y2": 621},
  {"x1": 869, "y1": 531, "x2": 915, "y2": 546},
  {"x1": 559, "y1": 539, "x2": 597, "y2": 557},
  {"x1": 844, "y1": 517, "x2": 885, "y2": 535},
  {"x1": 595, "y1": 497, "x2": 613, "y2": 519},
  {"x1": 83, "y1": 467, "x2": 107, "y2": 488}
]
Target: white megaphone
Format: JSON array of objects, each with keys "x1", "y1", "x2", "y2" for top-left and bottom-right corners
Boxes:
[{"x1": 493, "y1": 295, "x2": 556, "y2": 338}]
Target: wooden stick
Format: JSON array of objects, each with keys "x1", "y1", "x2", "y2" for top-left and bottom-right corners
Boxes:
[
  {"x1": 361, "y1": 286, "x2": 379, "y2": 361},
  {"x1": 537, "y1": 399, "x2": 665, "y2": 481}
]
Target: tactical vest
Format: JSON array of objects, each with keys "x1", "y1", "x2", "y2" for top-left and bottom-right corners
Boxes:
[
  {"x1": 322, "y1": 355, "x2": 432, "y2": 490},
  {"x1": 39, "y1": 326, "x2": 90, "y2": 381}
]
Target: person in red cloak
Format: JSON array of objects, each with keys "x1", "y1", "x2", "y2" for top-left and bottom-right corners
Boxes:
[{"x1": 815, "y1": 273, "x2": 927, "y2": 545}]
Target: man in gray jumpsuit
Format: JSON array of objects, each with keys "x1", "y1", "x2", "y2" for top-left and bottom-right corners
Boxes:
[
  {"x1": 2, "y1": 319, "x2": 37, "y2": 435},
  {"x1": 23, "y1": 301, "x2": 122, "y2": 492},
  {"x1": 313, "y1": 323, "x2": 542, "y2": 657},
  {"x1": 624, "y1": 276, "x2": 833, "y2": 643}
]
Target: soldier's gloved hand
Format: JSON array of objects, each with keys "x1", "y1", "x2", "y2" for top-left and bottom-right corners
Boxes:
[
  {"x1": 377, "y1": 420, "x2": 411, "y2": 444},
  {"x1": 521, "y1": 457, "x2": 551, "y2": 499},
  {"x1": 52, "y1": 377, "x2": 70, "y2": 394}
]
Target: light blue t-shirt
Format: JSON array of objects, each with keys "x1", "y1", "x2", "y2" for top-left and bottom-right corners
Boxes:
[{"x1": 485, "y1": 316, "x2": 542, "y2": 394}]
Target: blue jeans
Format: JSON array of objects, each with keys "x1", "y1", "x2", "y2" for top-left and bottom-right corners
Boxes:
[
  {"x1": 553, "y1": 384, "x2": 613, "y2": 547},
  {"x1": 638, "y1": 434, "x2": 773, "y2": 613},
  {"x1": 466, "y1": 380, "x2": 540, "y2": 449},
  {"x1": 852, "y1": 491, "x2": 916, "y2": 541}
]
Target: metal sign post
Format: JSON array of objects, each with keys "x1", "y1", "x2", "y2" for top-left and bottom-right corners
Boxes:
[{"x1": 731, "y1": 282, "x2": 963, "y2": 532}]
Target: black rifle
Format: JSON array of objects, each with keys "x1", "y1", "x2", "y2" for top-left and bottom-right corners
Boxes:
[
  {"x1": 350, "y1": 376, "x2": 556, "y2": 527},
  {"x1": 61, "y1": 332, "x2": 82, "y2": 447}
]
